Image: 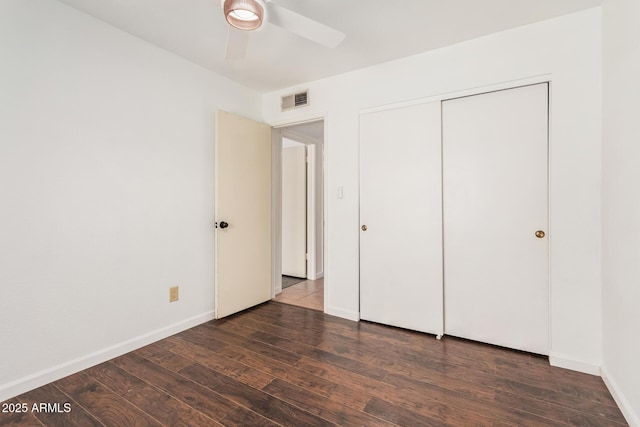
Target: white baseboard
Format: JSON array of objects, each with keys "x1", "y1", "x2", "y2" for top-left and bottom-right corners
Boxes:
[
  {"x1": 307, "y1": 271, "x2": 324, "y2": 280},
  {"x1": 548, "y1": 352, "x2": 601, "y2": 376},
  {"x1": 325, "y1": 305, "x2": 359, "y2": 321},
  {"x1": 602, "y1": 366, "x2": 640, "y2": 427},
  {"x1": 0, "y1": 311, "x2": 215, "y2": 402}
]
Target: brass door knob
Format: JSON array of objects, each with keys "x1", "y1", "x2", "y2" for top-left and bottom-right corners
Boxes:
[
  {"x1": 361, "y1": 225, "x2": 367, "y2": 231},
  {"x1": 535, "y1": 230, "x2": 545, "y2": 238}
]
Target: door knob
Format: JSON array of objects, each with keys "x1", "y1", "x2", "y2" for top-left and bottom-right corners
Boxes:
[
  {"x1": 219, "y1": 221, "x2": 229, "y2": 229},
  {"x1": 361, "y1": 225, "x2": 367, "y2": 231},
  {"x1": 535, "y1": 230, "x2": 545, "y2": 238}
]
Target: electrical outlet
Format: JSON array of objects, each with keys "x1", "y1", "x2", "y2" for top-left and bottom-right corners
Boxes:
[{"x1": 169, "y1": 286, "x2": 179, "y2": 302}]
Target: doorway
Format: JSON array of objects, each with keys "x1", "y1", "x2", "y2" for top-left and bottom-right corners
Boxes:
[{"x1": 272, "y1": 120, "x2": 325, "y2": 311}]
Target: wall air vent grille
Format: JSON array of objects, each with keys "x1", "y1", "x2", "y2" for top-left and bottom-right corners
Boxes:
[{"x1": 281, "y1": 90, "x2": 309, "y2": 111}]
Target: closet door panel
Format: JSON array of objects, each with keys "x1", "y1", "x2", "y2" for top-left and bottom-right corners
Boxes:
[
  {"x1": 442, "y1": 84, "x2": 549, "y2": 354},
  {"x1": 359, "y1": 102, "x2": 443, "y2": 335}
]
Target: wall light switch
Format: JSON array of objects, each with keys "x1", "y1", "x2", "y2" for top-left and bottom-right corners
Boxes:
[{"x1": 337, "y1": 186, "x2": 344, "y2": 199}]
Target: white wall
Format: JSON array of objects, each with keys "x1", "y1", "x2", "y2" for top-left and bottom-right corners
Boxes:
[
  {"x1": 264, "y1": 9, "x2": 603, "y2": 372},
  {"x1": 0, "y1": 0, "x2": 261, "y2": 400},
  {"x1": 602, "y1": 0, "x2": 640, "y2": 424}
]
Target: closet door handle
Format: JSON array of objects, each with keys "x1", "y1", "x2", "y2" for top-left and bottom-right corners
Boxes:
[{"x1": 535, "y1": 230, "x2": 545, "y2": 238}]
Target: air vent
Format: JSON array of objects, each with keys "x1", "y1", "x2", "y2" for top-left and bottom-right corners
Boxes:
[{"x1": 281, "y1": 90, "x2": 309, "y2": 111}]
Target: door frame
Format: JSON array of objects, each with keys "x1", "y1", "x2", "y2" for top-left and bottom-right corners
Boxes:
[
  {"x1": 270, "y1": 116, "x2": 327, "y2": 306},
  {"x1": 281, "y1": 130, "x2": 322, "y2": 280}
]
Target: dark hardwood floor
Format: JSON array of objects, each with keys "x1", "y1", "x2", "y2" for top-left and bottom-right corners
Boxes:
[{"x1": 1, "y1": 301, "x2": 627, "y2": 426}]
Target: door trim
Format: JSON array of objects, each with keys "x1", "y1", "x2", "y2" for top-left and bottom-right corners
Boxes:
[
  {"x1": 281, "y1": 129, "x2": 321, "y2": 281},
  {"x1": 270, "y1": 116, "x2": 327, "y2": 309},
  {"x1": 360, "y1": 74, "x2": 552, "y2": 115}
]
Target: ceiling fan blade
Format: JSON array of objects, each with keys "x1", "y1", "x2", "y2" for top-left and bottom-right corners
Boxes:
[
  {"x1": 267, "y1": 3, "x2": 345, "y2": 48},
  {"x1": 225, "y1": 27, "x2": 250, "y2": 60}
]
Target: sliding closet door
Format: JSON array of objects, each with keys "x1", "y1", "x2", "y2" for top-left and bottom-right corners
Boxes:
[
  {"x1": 360, "y1": 102, "x2": 443, "y2": 335},
  {"x1": 442, "y1": 84, "x2": 549, "y2": 354}
]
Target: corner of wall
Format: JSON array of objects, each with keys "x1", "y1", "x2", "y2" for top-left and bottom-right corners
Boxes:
[{"x1": 601, "y1": 366, "x2": 640, "y2": 427}]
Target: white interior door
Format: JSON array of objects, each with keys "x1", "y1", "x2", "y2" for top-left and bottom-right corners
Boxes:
[
  {"x1": 442, "y1": 84, "x2": 549, "y2": 354},
  {"x1": 281, "y1": 142, "x2": 307, "y2": 278},
  {"x1": 215, "y1": 110, "x2": 271, "y2": 319},
  {"x1": 360, "y1": 102, "x2": 443, "y2": 335}
]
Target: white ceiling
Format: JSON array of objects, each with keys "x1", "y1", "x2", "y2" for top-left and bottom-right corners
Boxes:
[
  {"x1": 56, "y1": 0, "x2": 602, "y2": 92},
  {"x1": 282, "y1": 120, "x2": 324, "y2": 142}
]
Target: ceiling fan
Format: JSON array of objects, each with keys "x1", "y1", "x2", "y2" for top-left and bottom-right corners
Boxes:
[{"x1": 220, "y1": 0, "x2": 346, "y2": 59}]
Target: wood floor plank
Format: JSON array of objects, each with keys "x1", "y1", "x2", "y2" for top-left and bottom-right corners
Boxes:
[
  {"x1": 294, "y1": 354, "x2": 400, "y2": 396},
  {"x1": 141, "y1": 341, "x2": 364, "y2": 420},
  {"x1": 262, "y1": 378, "x2": 398, "y2": 427},
  {"x1": 228, "y1": 309, "x2": 327, "y2": 347},
  {"x1": 246, "y1": 303, "x2": 626, "y2": 425},
  {"x1": 175, "y1": 326, "x2": 230, "y2": 351},
  {"x1": 218, "y1": 407, "x2": 280, "y2": 427},
  {"x1": 237, "y1": 309, "x2": 332, "y2": 345},
  {"x1": 246, "y1": 305, "x2": 500, "y2": 384},
  {"x1": 85, "y1": 362, "x2": 221, "y2": 427},
  {"x1": 493, "y1": 376, "x2": 626, "y2": 422},
  {"x1": 364, "y1": 396, "x2": 456, "y2": 427},
  {"x1": 294, "y1": 355, "x2": 498, "y2": 426},
  {"x1": 304, "y1": 347, "x2": 388, "y2": 381},
  {"x1": 134, "y1": 343, "x2": 194, "y2": 372},
  {"x1": 381, "y1": 371, "x2": 569, "y2": 427},
  {"x1": 441, "y1": 336, "x2": 601, "y2": 386},
  {"x1": 257, "y1": 304, "x2": 619, "y2": 417},
  {"x1": 164, "y1": 335, "x2": 275, "y2": 389},
  {"x1": 3, "y1": 302, "x2": 627, "y2": 427},
  {"x1": 242, "y1": 312, "x2": 497, "y2": 404},
  {"x1": 54, "y1": 372, "x2": 163, "y2": 427},
  {"x1": 492, "y1": 355, "x2": 616, "y2": 402},
  {"x1": 0, "y1": 409, "x2": 45, "y2": 427},
  {"x1": 178, "y1": 363, "x2": 336, "y2": 427},
  {"x1": 355, "y1": 320, "x2": 544, "y2": 376},
  {"x1": 494, "y1": 388, "x2": 627, "y2": 427},
  {"x1": 171, "y1": 323, "x2": 372, "y2": 410},
  {"x1": 202, "y1": 339, "x2": 372, "y2": 411},
  {"x1": 220, "y1": 322, "x2": 315, "y2": 357},
  {"x1": 244, "y1": 304, "x2": 345, "y2": 338},
  {"x1": 199, "y1": 323, "x2": 302, "y2": 366},
  {"x1": 111, "y1": 353, "x2": 238, "y2": 422},
  {"x1": 17, "y1": 383, "x2": 102, "y2": 427}
]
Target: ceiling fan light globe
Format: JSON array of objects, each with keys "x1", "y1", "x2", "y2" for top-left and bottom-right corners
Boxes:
[
  {"x1": 223, "y1": 0, "x2": 265, "y2": 31},
  {"x1": 230, "y1": 10, "x2": 258, "y2": 21}
]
